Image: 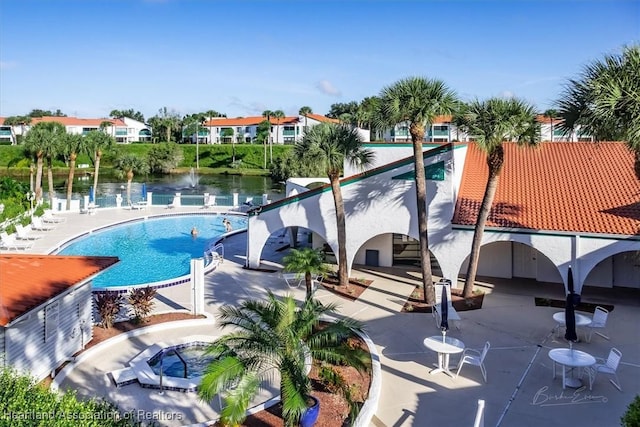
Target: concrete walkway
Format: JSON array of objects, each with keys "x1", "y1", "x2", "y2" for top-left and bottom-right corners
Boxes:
[{"x1": 17, "y1": 208, "x2": 639, "y2": 426}]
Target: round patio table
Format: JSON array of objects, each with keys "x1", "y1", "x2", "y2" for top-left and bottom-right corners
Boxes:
[
  {"x1": 423, "y1": 335, "x2": 465, "y2": 378},
  {"x1": 548, "y1": 348, "x2": 596, "y2": 389},
  {"x1": 553, "y1": 311, "x2": 591, "y2": 339}
]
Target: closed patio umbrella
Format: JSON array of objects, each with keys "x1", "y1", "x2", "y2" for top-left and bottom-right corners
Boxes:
[
  {"x1": 440, "y1": 283, "x2": 449, "y2": 333},
  {"x1": 89, "y1": 186, "x2": 94, "y2": 204},
  {"x1": 141, "y1": 183, "x2": 147, "y2": 201},
  {"x1": 564, "y1": 267, "x2": 579, "y2": 346}
]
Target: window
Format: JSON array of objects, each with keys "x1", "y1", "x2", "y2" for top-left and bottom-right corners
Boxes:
[
  {"x1": 237, "y1": 127, "x2": 242, "y2": 133},
  {"x1": 45, "y1": 301, "x2": 59, "y2": 342}
]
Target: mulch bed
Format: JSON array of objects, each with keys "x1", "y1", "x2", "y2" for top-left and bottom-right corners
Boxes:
[
  {"x1": 402, "y1": 285, "x2": 485, "y2": 313},
  {"x1": 319, "y1": 276, "x2": 373, "y2": 301}
]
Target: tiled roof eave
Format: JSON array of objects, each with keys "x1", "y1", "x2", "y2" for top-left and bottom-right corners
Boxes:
[{"x1": 452, "y1": 224, "x2": 640, "y2": 240}]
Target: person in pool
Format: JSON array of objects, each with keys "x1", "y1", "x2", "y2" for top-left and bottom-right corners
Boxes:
[{"x1": 191, "y1": 226, "x2": 198, "y2": 237}]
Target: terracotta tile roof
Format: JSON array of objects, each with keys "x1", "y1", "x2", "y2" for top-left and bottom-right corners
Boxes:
[
  {"x1": 203, "y1": 116, "x2": 300, "y2": 127},
  {"x1": 453, "y1": 142, "x2": 640, "y2": 235},
  {"x1": 536, "y1": 114, "x2": 565, "y2": 125},
  {"x1": 0, "y1": 255, "x2": 119, "y2": 327},
  {"x1": 305, "y1": 113, "x2": 341, "y2": 124},
  {"x1": 434, "y1": 115, "x2": 452, "y2": 123},
  {"x1": 29, "y1": 116, "x2": 126, "y2": 127}
]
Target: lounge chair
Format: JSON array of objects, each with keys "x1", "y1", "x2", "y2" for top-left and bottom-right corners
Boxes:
[
  {"x1": 15, "y1": 224, "x2": 43, "y2": 240},
  {"x1": 0, "y1": 232, "x2": 34, "y2": 250},
  {"x1": 31, "y1": 217, "x2": 55, "y2": 231},
  {"x1": 433, "y1": 280, "x2": 461, "y2": 330},
  {"x1": 202, "y1": 195, "x2": 216, "y2": 209},
  {"x1": 282, "y1": 272, "x2": 303, "y2": 289},
  {"x1": 42, "y1": 210, "x2": 66, "y2": 223}
]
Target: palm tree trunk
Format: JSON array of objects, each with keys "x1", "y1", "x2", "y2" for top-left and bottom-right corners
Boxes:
[
  {"x1": 305, "y1": 271, "x2": 312, "y2": 300},
  {"x1": 35, "y1": 155, "x2": 43, "y2": 201},
  {"x1": 92, "y1": 151, "x2": 101, "y2": 199},
  {"x1": 463, "y1": 146, "x2": 504, "y2": 298},
  {"x1": 46, "y1": 156, "x2": 55, "y2": 209},
  {"x1": 634, "y1": 149, "x2": 640, "y2": 180},
  {"x1": 330, "y1": 176, "x2": 349, "y2": 287},
  {"x1": 410, "y1": 123, "x2": 434, "y2": 305},
  {"x1": 66, "y1": 152, "x2": 77, "y2": 210},
  {"x1": 126, "y1": 171, "x2": 134, "y2": 205}
]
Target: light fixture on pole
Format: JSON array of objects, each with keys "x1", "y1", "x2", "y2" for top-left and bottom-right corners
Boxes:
[
  {"x1": 196, "y1": 121, "x2": 200, "y2": 170},
  {"x1": 25, "y1": 191, "x2": 35, "y2": 211}
]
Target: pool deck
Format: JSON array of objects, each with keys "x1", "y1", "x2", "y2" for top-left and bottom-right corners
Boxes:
[{"x1": 10, "y1": 207, "x2": 640, "y2": 426}]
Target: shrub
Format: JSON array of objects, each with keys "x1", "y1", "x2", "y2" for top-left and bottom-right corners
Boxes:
[
  {"x1": 0, "y1": 367, "x2": 138, "y2": 426},
  {"x1": 127, "y1": 286, "x2": 157, "y2": 324},
  {"x1": 622, "y1": 395, "x2": 640, "y2": 427},
  {"x1": 95, "y1": 292, "x2": 124, "y2": 329}
]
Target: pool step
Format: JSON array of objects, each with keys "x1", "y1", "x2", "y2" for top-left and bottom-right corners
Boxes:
[{"x1": 110, "y1": 367, "x2": 138, "y2": 387}]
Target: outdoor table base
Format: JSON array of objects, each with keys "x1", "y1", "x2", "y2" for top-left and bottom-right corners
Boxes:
[
  {"x1": 423, "y1": 335, "x2": 465, "y2": 378},
  {"x1": 549, "y1": 348, "x2": 596, "y2": 389}
]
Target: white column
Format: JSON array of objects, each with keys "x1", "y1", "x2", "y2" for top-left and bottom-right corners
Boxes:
[
  {"x1": 190, "y1": 258, "x2": 205, "y2": 315},
  {"x1": 233, "y1": 192, "x2": 239, "y2": 208}
]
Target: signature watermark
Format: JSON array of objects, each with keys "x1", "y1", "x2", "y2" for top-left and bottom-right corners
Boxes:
[{"x1": 532, "y1": 386, "x2": 608, "y2": 407}]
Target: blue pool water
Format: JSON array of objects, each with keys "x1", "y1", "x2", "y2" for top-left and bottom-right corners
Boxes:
[
  {"x1": 57, "y1": 215, "x2": 246, "y2": 288},
  {"x1": 148, "y1": 345, "x2": 214, "y2": 379}
]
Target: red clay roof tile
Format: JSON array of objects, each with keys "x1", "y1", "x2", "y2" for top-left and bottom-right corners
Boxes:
[
  {"x1": 453, "y1": 142, "x2": 640, "y2": 235},
  {"x1": 0, "y1": 255, "x2": 119, "y2": 326}
]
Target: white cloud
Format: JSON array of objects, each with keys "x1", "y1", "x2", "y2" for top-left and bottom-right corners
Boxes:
[
  {"x1": 316, "y1": 80, "x2": 341, "y2": 97},
  {"x1": 499, "y1": 90, "x2": 515, "y2": 99},
  {"x1": 227, "y1": 97, "x2": 268, "y2": 116}
]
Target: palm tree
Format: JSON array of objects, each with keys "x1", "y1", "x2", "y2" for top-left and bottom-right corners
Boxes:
[
  {"x1": 114, "y1": 154, "x2": 149, "y2": 205},
  {"x1": 199, "y1": 292, "x2": 369, "y2": 427},
  {"x1": 62, "y1": 133, "x2": 86, "y2": 210},
  {"x1": 377, "y1": 77, "x2": 458, "y2": 304},
  {"x1": 299, "y1": 106, "x2": 313, "y2": 132},
  {"x1": 272, "y1": 110, "x2": 285, "y2": 163},
  {"x1": 84, "y1": 130, "x2": 114, "y2": 200},
  {"x1": 262, "y1": 110, "x2": 273, "y2": 167},
  {"x1": 556, "y1": 44, "x2": 640, "y2": 179},
  {"x1": 294, "y1": 123, "x2": 374, "y2": 287},
  {"x1": 542, "y1": 109, "x2": 558, "y2": 141},
  {"x1": 283, "y1": 248, "x2": 328, "y2": 300},
  {"x1": 23, "y1": 121, "x2": 66, "y2": 205},
  {"x1": 455, "y1": 97, "x2": 539, "y2": 298}
]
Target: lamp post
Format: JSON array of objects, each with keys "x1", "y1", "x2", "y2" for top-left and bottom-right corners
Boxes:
[
  {"x1": 25, "y1": 191, "x2": 35, "y2": 212},
  {"x1": 196, "y1": 122, "x2": 200, "y2": 170}
]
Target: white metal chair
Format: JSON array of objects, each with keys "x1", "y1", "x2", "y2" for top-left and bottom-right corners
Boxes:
[
  {"x1": 456, "y1": 341, "x2": 490, "y2": 383},
  {"x1": 15, "y1": 224, "x2": 43, "y2": 240},
  {"x1": 31, "y1": 217, "x2": 55, "y2": 231},
  {"x1": 166, "y1": 196, "x2": 177, "y2": 209},
  {"x1": 588, "y1": 347, "x2": 622, "y2": 391},
  {"x1": 433, "y1": 281, "x2": 461, "y2": 330},
  {"x1": 585, "y1": 306, "x2": 610, "y2": 343},
  {"x1": 0, "y1": 232, "x2": 33, "y2": 250},
  {"x1": 202, "y1": 195, "x2": 216, "y2": 209},
  {"x1": 281, "y1": 272, "x2": 303, "y2": 289}
]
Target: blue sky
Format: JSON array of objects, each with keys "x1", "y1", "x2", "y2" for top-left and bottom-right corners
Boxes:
[{"x1": 1, "y1": 0, "x2": 638, "y2": 121}]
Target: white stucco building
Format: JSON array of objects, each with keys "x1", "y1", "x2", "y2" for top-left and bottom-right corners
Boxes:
[{"x1": 245, "y1": 141, "x2": 640, "y2": 297}]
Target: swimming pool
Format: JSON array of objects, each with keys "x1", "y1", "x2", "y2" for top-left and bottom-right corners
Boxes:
[{"x1": 57, "y1": 214, "x2": 246, "y2": 289}]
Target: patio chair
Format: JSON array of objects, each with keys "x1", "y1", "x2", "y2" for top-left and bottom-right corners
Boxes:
[
  {"x1": 31, "y1": 216, "x2": 55, "y2": 231},
  {"x1": 456, "y1": 341, "x2": 490, "y2": 383},
  {"x1": 281, "y1": 272, "x2": 303, "y2": 289},
  {"x1": 42, "y1": 210, "x2": 66, "y2": 223},
  {"x1": 0, "y1": 232, "x2": 34, "y2": 250},
  {"x1": 15, "y1": 224, "x2": 43, "y2": 240},
  {"x1": 166, "y1": 196, "x2": 178, "y2": 209},
  {"x1": 433, "y1": 280, "x2": 461, "y2": 330},
  {"x1": 587, "y1": 347, "x2": 622, "y2": 391},
  {"x1": 585, "y1": 306, "x2": 610, "y2": 343},
  {"x1": 202, "y1": 195, "x2": 216, "y2": 209}
]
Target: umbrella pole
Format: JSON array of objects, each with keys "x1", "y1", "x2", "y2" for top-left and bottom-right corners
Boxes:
[{"x1": 441, "y1": 329, "x2": 446, "y2": 343}]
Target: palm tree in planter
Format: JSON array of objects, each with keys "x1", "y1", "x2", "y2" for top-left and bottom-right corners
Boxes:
[
  {"x1": 294, "y1": 123, "x2": 374, "y2": 287},
  {"x1": 199, "y1": 292, "x2": 370, "y2": 427},
  {"x1": 455, "y1": 97, "x2": 539, "y2": 299},
  {"x1": 283, "y1": 248, "x2": 329, "y2": 300}
]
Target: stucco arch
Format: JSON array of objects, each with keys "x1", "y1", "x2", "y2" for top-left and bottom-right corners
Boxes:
[{"x1": 577, "y1": 239, "x2": 640, "y2": 285}]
